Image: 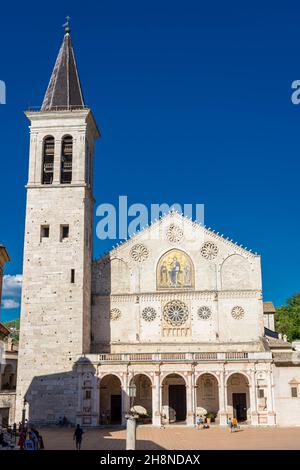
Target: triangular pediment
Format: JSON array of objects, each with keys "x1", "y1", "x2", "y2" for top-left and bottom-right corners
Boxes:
[{"x1": 94, "y1": 211, "x2": 258, "y2": 264}]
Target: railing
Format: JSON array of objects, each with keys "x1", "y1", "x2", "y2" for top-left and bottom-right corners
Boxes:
[
  {"x1": 96, "y1": 352, "x2": 258, "y2": 363},
  {"x1": 98, "y1": 353, "x2": 123, "y2": 361},
  {"x1": 27, "y1": 105, "x2": 88, "y2": 112},
  {"x1": 225, "y1": 352, "x2": 248, "y2": 360},
  {"x1": 129, "y1": 353, "x2": 153, "y2": 361},
  {"x1": 194, "y1": 352, "x2": 218, "y2": 361},
  {"x1": 160, "y1": 353, "x2": 187, "y2": 361}
]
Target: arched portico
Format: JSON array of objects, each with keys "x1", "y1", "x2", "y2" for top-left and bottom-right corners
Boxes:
[
  {"x1": 161, "y1": 373, "x2": 187, "y2": 423},
  {"x1": 196, "y1": 373, "x2": 220, "y2": 422},
  {"x1": 226, "y1": 373, "x2": 250, "y2": 422},
  {"x1": 99, "y1": 374, "x2": 122, "y2": 425},
  {"x1": 129, "y1": 374, "x2": 153, "y2": 423}
]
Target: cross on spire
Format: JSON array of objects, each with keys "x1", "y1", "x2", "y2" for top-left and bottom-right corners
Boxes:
[{"x1": 63, "y1": 16, "x2": 71, "y2": 34}]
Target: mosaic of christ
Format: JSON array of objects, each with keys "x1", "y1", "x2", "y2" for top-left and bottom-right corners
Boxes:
[{"x1": 157, "y1": 249, "x2": 194, "y2": 289}]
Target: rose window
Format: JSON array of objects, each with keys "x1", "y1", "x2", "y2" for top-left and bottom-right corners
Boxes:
[
  {"x1": 142, "y1": 307, "x2": 157, "y2": 322},
  {"x1": 200, "y1": 241, "x2": 218, "y2": 260},
  {"x1": 198, "y1": 306, "x2": 212, "y2": 320},
  {"x1": 130, "y1": 244, "x2": 149, "y2": 262},
  {"x1": 110, "y1": 308, "x2": 121, "y2": 321},
  {"x1": 163, "y1": 300, "x2": 189, "y2": 326},
  {"x1": 166, "y1": 224, "x2": 184, "y2": 243},
  {"x1": 231, "y1": 306, "x2": 245, "y2": 320}
]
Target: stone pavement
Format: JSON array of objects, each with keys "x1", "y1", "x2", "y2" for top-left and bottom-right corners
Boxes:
[{"x1": 37, "y1": 426, "x2": 300, "y2": 450}]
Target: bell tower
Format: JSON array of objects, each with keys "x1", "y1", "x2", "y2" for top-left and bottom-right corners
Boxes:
[{"x1": 16, "y1": 24, "x2": 100, "y2": 424}]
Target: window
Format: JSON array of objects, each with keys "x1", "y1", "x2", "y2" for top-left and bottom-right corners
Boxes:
[
  {"x1": 61, "y1": 135, "x2": 73, "y2": 184},
  {"x1": 85, "y1": 390, "x2": 91, "y2": 400},
  {"x1": 60, "y1": 224, "x2": 69, "y2": 241},
  {"x1": 40, "y1": 225, "x2": 49, "y2": 240},
  {"x1": 42, "y1": 137, "x2": 54, "y2": 184},
  {"x1": 258, "y1": 389, "x2": 264, "y2": 398},
  {"x1": 71, "y1": 269, "x2": 75, "y2": 284},
  {"x1": 291, "y1": 387, "x2": 298, "y2": 398}
]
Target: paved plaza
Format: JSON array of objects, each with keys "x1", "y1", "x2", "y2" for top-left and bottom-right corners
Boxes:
[{"x1": 37, "y1": 426, "x2": 300, "y2": 450}]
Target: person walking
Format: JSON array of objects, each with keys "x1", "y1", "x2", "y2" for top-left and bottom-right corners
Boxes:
[
  {"x1": 73, "y1": 424, "x2": 84, "y2": 450},
  {"x1": 17, "y1": 431, "x2": 26, "y2": 450},
  {"x1": 30, "y1": 427, "x2": 40, "y2": 449},
  {"x1": 232, "y1": 417, "x2": 238, "y2": 432}
]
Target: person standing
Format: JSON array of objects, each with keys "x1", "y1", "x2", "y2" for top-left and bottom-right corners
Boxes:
[
  {"x1": 232, "y1": 417, "x2": 238, "y2": 432},
  {"x1": 30, "y1": 427, "x2": 40, "y2": 449},
  {"x1": 18, "y1": 431, "x2": 26, "y2": 450},
  {"x1": 73, "y1": 424, "x2": 84, "y2": 450}
]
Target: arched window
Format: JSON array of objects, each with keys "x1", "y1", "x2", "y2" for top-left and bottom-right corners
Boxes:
[
  {"x1": 61, "y1": 135, "x2": 73, "y2": 184},
  {"x1": 42, "y1": 136, "x2": 54, "y2": 184},
  {"x1": 156, "y1": 249, "x2": 194, "y2": 289}
]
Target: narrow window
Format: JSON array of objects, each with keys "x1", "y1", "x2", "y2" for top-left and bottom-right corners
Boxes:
[
  {"x1": 71, "y1": 269, "x2": 75, "y2": 284},
  {"x1": 291, "y1": 387, "x2": 298, "y2": 398},
  {"x1": 40, "y1": 225, "x2": 49, "y2": 241},
  {"x1": 258, "y1": 389, "x2": 264, "y2": 398},
  {"x1": 85, "y1": 390, "x2": 91, "y2": 400},
  {"x1": 42, "y1": 137, "x2": 54, "y2": 184},
  {"x1": 60, "y1": 224, "x2": 69, "y2": 241},
  {"x1": 61, "y1": 135, "x2": 73, "y2": 184}
]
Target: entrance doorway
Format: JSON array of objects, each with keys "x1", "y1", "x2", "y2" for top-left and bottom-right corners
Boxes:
[
  {"x1": 99, "y1": 374, "x2": 122, "y2": 425},
  {"x1": 110, "y1": 395, "x2": 122, "y2": 423},
  {"x1": 226, "y1": 373, "x2": 250, "y2": 423},
  {"x1": 162, "y1": 374, "x2": 187, "y2": 423},
  {"x1": 0, "y1": 407, "x2": 9, "y2": 427},
  {"x1": 169, "y1": 384, "x2": 186, "y2": 422},
  {"x1": 232, "y1": 393, "x2": 247, "y2": 421}
]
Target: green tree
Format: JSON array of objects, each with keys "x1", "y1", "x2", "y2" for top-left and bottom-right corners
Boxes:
[
  {"x1": 3, "y1": 318, "x2": 20, "y2": 341},
  {"x1": 275, "y1": 293, "x2": 300, "y2": 341}
]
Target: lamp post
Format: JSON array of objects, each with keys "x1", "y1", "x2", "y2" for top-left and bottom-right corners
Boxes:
[
  {"x1": 126, "y1": 378, "x2": 138, "y2": 450},
  {"x1": 21, "y1": 398, "x2": 27, "y2": 431},
  {"x1": 129, "y1": 380, "x2": 137, "y2": 410}
]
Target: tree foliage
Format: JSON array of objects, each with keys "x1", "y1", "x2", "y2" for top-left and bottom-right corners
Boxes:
[
  {"x1": 275, "y1": 293, "x2": 300, "y2": 341},
  {"x1": 3, "y1": 318, "x2": 20, "y2": 341}
]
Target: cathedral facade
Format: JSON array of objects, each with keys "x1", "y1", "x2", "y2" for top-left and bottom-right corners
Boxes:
[{"x1": 16, "y1": 29, "x2": 300, "y2": 428}]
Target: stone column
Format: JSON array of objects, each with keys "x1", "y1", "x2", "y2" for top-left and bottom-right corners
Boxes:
[
  {"x1": 53, "y1": 137, "x2": 61, "y2": 184},
  {"x1": 91, "y1": 374, "x2": 99, "y2": 426},
  {"x1": 28, "y1": 133, "x2": 39, "y2": 184},
  {"x1": 266, "y1": 369, "x2": 276, "y2": 425},
  {"x1": 126, "y1": 413, "x2": 139, "y2": 450},
  {"x1": 76, "y1": 371, "x2": 84, "y2": 425},
  {"x1": 249, "y1": 368, "x2": 259, "y2": 425},
  {"x1": 122, "y1": 373, "x2": 130, "y2": 426},
  {"x1": 186, "y1": 371, "x2": 194, "y2": 426},
  {"x1": 152, "y1": 371, "x2": 161, "y2": 426},
  {"x1": 218, "y1": 370, "x2": 227, "y2": 425},
  {"x1": 192, "y1": 370, "x2": 196, "y2": 426}
]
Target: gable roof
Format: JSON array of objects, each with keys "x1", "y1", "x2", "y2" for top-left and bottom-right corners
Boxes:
[{"x1": 94, "y1": 211, "x2": 259, "y2": 262}]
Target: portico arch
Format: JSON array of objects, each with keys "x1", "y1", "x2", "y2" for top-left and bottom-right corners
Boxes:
[
  {"x1": 129, "y1": 374, "x2": 152, "y2": 423},
  {"x1": 226, "y1": 372, "x2": 250, "y2": 422},
  {"x1": 99, "y1": 374, "x2": 122, "y2": 425},
  {"x1": 161, "y1": 373, "x2": 187, "y2": 423},
  {"x1": 196, "y1": 373, "x2": 220, "y2": 422}
]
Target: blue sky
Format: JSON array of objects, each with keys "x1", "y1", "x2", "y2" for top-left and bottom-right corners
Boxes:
[{"x1": 0, "y1": 1, "x2": 300, "y2": 321}]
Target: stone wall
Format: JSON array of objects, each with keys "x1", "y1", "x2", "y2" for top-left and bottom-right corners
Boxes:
[
  {"x1": 273, "y1": 364, "x2": 300, "y2": 425},
  {"x1": 15, "y1": 109, "x2": 99, "y2": 424},
  {"x1": 92, "y1": 213, "x2": 264, "y2": 353}
]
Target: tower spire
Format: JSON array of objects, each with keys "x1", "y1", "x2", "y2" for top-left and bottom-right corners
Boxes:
[{"x1": 41, "y1": 21, "x2": 85, "y2": 111}]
